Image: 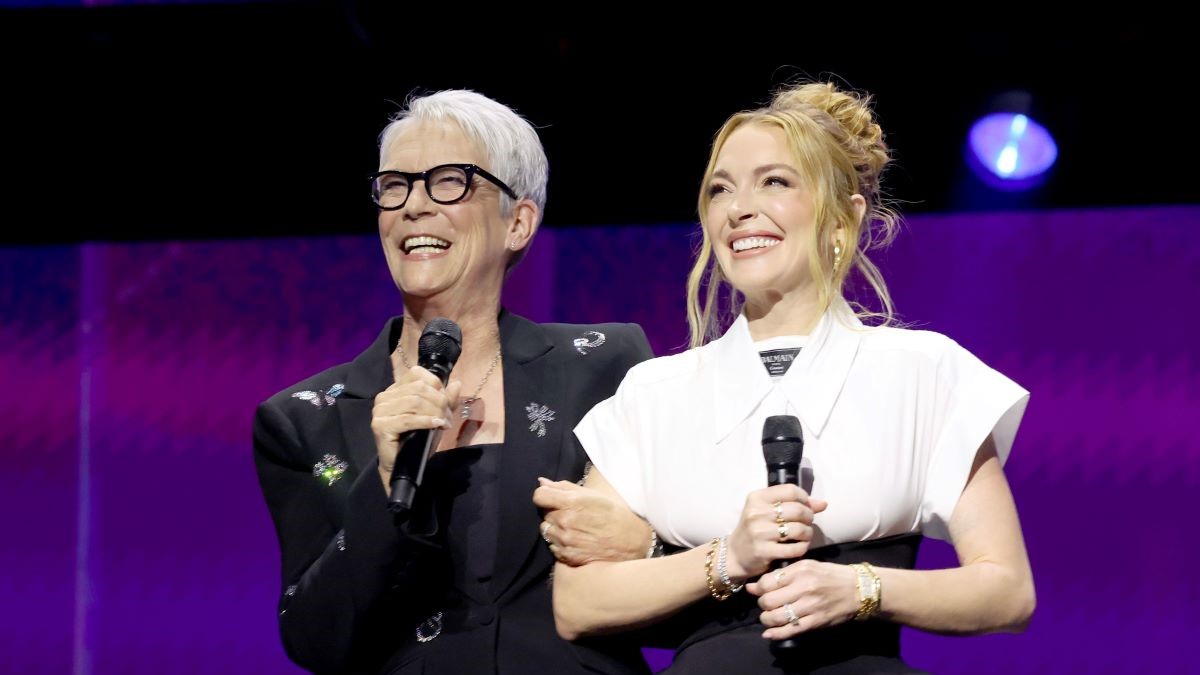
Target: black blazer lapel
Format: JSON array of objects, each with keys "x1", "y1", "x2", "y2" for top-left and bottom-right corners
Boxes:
[
  {"x1": 337, "y1": 319, "x2": 397, "y2": 479},
  {"x1": 492, "y1": 310, "x2": 565, "y2": 600}
]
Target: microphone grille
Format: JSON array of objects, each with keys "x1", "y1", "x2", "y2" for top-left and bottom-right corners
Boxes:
[
  {"x1": 418, "y1": 318, "x2": 463, "y2": 362},
  {"x1": 762, "y1": 415, "x2": 803, "y2": 465},
  {"x1": 762, "y1": 415, "x2": 802, "y2": 443}
]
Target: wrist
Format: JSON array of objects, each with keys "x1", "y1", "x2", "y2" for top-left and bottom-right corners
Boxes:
[
  {"x1": 722, "y1": 537, "x2": 751, "y2": 580},
  {"x1": 704, "y1": 536, "x2": 745, "y2": 601},
  {"x1": 851, "y1": 562, "x2": 882, "y2": 621}
]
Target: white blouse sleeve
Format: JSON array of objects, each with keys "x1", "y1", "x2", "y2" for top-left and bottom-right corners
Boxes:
[
  {"x1": 573, "y1": 375, "x2": 649, "y2": 517},
  {"x1": 921, "y1": 338, "x2": 1030, "y2": 541}
]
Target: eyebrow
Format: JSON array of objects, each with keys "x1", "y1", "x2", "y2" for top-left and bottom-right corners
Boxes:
[{"x1": 711, "y1": 163, "x2": 799, "y2": 181}]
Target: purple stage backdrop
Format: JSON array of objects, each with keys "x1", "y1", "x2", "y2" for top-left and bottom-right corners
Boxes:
[{"x1": 2, "y1": 206, "x2": 1197, "y2": 673}]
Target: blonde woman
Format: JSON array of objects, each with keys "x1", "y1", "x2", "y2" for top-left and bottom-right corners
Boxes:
[{"x1": 542, "y1": 82, "x2": 1034, "y2": 674}]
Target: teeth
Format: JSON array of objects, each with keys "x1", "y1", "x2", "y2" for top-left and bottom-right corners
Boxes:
[
  {"x1": 732, "y1": 237, "x2": 781, "y2": 252},
  {"x1": 402, "y1": 236, "x2": 451, "y2": 254}
]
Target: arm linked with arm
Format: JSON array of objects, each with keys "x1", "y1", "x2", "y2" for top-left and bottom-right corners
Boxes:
[{"x1": 550, "y1": 468, "x2": 716, "y2": 640}]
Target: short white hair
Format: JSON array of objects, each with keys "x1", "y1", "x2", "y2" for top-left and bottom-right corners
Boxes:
[{"x1": 379, "y1": 89, "x2": 549, "y2": 220}]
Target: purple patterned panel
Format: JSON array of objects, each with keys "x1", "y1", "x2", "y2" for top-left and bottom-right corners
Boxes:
[
  {"x1": 553, "y1": 224, "x2": 699, "y2": 355},
  {"x1": 0, "y1": 246, "x2": 79, "y2": 675},
  {"x1": 504, "y1": 228, "x2": 557, "y2": 323},
  {"x1": 877, "y1": 206, "x2": 1200, "y2": 673},
  {"x1": 1, "y1": 205, "x2": 1197, "y2": 673},
  {"x1": 83, "y1": 238, "x2": 394, "y2": 674}
]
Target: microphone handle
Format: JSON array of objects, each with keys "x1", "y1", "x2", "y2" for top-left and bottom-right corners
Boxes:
[
  {"x1": 387, "y1": 426, "x2": 443, "y2": 514},
  {"x1": 387, "y1": 354, "x2": 455, "y2": 515},
  {"x1": 766, "y1": 464, "x2": 799, "y2": 488},
  {"x1": 766, "y1": 461, "x2": 801, "y2": 653}
]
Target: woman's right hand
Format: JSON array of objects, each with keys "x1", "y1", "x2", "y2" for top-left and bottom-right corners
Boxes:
[
  {"x1": 372, "y1": 363, "x2": 462, "y2": 493},
  {"x1": 725, "y1": 485, "x2": 828, "y2": 582},
  {"x1": 533, "y1": 477, "x2": 653, "y2": 566}
]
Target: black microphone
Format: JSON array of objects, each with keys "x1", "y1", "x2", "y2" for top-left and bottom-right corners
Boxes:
[
  {"x1": 387, "y1": 318, "x2": 462, "y2": 515},
  {"x1": 762, "y1": 414, "x2": 804, "y2": 654}
]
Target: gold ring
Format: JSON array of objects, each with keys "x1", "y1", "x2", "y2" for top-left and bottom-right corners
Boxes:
[
  {"x1": 773, "y1": 501, "x2": 785, "y2": 523},
  {"x1": 777, "y1": 522, "x2": 789, "y2": 540}
]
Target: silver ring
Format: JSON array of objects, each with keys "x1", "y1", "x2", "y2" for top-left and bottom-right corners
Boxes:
[
  {"x1": 783, "y1": 603, "x2": 799, "y2": 626},
  {"x1": 540, "y1": 521, "x2": 553, "y2": 544},
  {"x1": 773, "y1": 569, "x2": 786, "y2": 587}
]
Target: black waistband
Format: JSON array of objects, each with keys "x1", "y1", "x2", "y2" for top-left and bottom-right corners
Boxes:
[{"x1": 651, "y1": 533, "x2": 922, "y2": 664}]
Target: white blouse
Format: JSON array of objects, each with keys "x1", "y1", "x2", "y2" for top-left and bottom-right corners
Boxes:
[{"x1": 575, "y1": 301, "x2": 1029, "y2": 548}]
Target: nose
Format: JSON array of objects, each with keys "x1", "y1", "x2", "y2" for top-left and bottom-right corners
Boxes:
[
  {"x1": 401, "y1": 180, "x2": 436, "y2": 221},
  {"x1": 726, "y1": 190, "x2": 756, "y2": 226}
]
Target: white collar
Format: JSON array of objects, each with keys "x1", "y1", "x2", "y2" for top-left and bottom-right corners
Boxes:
[{"x1": 705, "y1": 300, "x2": 863, "y2": 443}]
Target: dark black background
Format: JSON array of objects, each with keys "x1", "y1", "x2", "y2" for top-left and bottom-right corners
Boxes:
[{"x1": 4, "y1": 3, "x2": 1192, "y2": 242}]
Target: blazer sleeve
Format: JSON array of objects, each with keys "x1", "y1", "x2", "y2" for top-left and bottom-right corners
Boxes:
[
  {"x1": 558, "y1": 322, "x2": 654, "y2": 482},
  {"x1": 571, "y1": 323, "x2": 655, "y2": 514},
  {"x1": 620, "y1": 322, "x2": 654, "y2": 373},
  {"x1": 253, "y1": 401, "x2": 442, "y2": 673}
]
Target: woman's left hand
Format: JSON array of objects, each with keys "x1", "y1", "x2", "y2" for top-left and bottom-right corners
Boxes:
[{"x1": 746, "y1": 559, "x2": 861, "y2": 639}]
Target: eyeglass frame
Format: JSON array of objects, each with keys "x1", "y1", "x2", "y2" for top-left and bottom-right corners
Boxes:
[{"x1": 368, "y1": 163, "x2": 519, "y2": 210}]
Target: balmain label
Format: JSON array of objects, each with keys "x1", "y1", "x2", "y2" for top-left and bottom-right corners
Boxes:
[{"x1": 759, "y1": 348, "x2": 801, "y2": 377}]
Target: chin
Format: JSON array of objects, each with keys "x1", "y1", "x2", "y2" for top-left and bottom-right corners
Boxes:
[
  {"x1": 393, "y1": 273, "x2": 445, "y2": 298},
  {"x1": 722, "y1": 271, "x2": 774, "y2": 295}
]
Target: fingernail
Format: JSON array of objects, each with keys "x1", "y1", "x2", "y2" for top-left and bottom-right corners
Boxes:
[
  {"x1": 433, "y1": 417, "x2": 448, "y2": 429},
  {"x1": 537, "y1": 477, "x2": 550, "y2": 485}
]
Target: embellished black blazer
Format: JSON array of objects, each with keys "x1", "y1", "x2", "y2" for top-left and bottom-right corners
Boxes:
[{"x1": 254, "y1": 310, "x2": 653, "y2": 674}]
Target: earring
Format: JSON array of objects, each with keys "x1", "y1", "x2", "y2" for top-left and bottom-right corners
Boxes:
[
  {"x1": 508, "y1": 239, "x2": 518, "y2": 251},
  {"x1": 832, "y1": 243, "x2": 843, "y2": 273}
]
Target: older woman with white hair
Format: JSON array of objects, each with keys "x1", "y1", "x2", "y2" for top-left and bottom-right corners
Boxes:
[{"x1": 254, "y1": 90, "x2": 654, "y2": 675}]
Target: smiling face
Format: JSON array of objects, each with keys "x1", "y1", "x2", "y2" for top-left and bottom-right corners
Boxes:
[
  {"x1": 686, "y1": 83, "x2": 893, "y2": 348},
  {"x1": 703, "y1": 123, "x2": 821, "y2": 301},
  {"x1": 377, "y1": 120, "x2": 514, "y2": 303}
]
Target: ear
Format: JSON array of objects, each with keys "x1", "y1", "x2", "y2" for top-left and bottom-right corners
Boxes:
[
  {"x1": 835, "y1": 194, "x2": 867, "y2": 247},
  {"x1": 505, "y1": 198, "x2": 540, "y2": 252}
]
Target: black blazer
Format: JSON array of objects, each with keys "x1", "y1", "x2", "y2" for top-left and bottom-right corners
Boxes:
[{"x1": 254, "y1": 310, "x2": 654, "y2": 674}]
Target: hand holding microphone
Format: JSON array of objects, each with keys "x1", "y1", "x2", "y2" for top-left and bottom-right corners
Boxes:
[
  {"x1": 725, "y1": 416, "x2": 826, "y2": 580},
  {"x1": 371, "y1": 318, "x2": 463, "y2": 515}
]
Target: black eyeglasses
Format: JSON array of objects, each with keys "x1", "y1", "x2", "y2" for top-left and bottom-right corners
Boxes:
[{"x1": 368, "y1": 163, "x2": 518, "y2": 210}]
